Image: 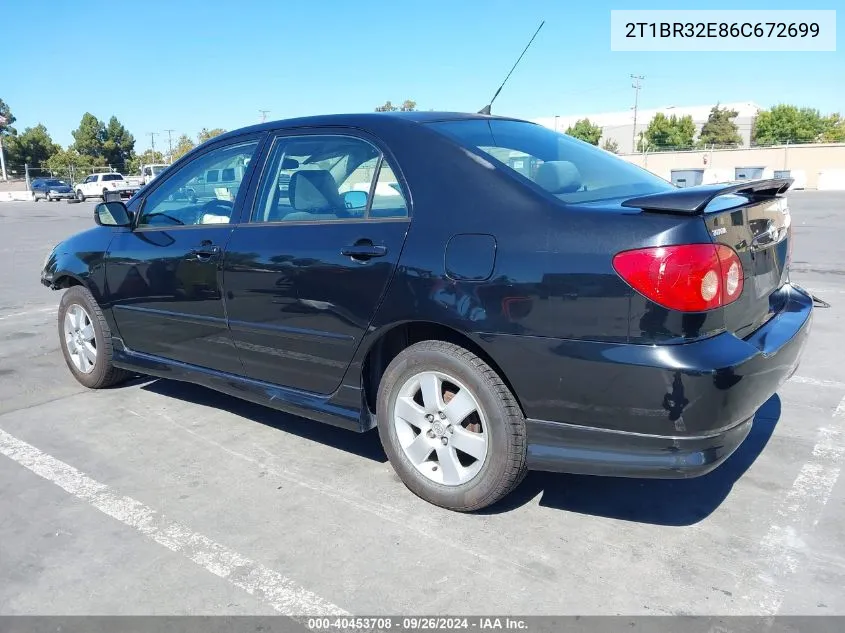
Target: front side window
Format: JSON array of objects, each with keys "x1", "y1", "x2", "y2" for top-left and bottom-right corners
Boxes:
[
  {"x1": 137, "y1": 140, "x2": 258, "y2": 228},
  {"x1": 252, "y1": 135, "x2": 391, "y2": 223},
  {"x1": 429, "y1": 119, "x2": 673, "y2": 205}
]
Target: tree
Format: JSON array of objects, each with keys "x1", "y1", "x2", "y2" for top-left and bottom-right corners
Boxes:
[
  {"x1": 601, "y1": 138, "x2": 619, "y2": 154},
  {"x1": 565, "y1": 118, "x2": 602, "y2": 145},
  {"x1": 172, "y1": 134, "x2": 195, "y2": 161},
  {"x1": 697, "y1": 105, "x2": 742, "y2": 147},
  {"x1": 640, "y1": 113, "x2": 696, "y2": 150},
  {"x1": 2, "y1": 124, "x2": 60, "y2": 166},
  {"x1": 72, "y1": 113, "x2": 106, "y2": 159},
  {"x1": 752, "y1": 105, "x2": 826, "y2": 145},
  {"x1": 197, "y1": 128, "x2": 226, "y2": 144},
  {"x1": 45, "y1": 148, "x2": 105, "y2": 184},
  {"x1": 820, "y1": 113, "x2": 845, "y2": 142},
  {"x1": 102, "y1": 116, "x2": 135, "y2": 167},
  {"x1": 0, "y1": 98, "x2": 16, "y2": 136},
  {"x1": 376, "y1": 99, "x2": 417, "y2": 112},
  {"x1": 375, "y1": 101, "x2": 398, "y2": 112}
]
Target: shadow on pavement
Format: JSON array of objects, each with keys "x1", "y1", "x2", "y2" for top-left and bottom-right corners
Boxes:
[
  {"x1": 140, "y1": 379, "x2": 388, "y2": 464},
  {"x1": 482, "y1": 394, "x2": 782, "y2": 524},
  {"x1": 138, "y1": 377, "x2": 780, "y2": 525}
]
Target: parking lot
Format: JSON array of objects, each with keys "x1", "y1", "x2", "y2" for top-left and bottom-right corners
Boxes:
[{"x1": 0, "y1": 192, "x2": 843, "y2": 616}]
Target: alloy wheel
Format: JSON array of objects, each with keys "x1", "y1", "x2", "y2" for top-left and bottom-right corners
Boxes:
[
  {"x1": 64, "y1": 304, "x2": 97, "y2": 374},
  {"x1": 393, "y1": 370, "x2": 489, "y2": 486}
]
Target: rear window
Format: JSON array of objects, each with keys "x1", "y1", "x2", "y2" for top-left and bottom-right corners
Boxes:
[
  {"x1": 45, "y1": 179, "x2": 66, "y2": 186},
  {"x1": 429, "y1": 119, "x2": 673, "y2": 205},
  {"x1": 101, "y1": 174, "x2": 123, "y2": 181}
]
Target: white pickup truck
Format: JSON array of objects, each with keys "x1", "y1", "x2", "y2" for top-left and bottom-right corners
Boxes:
[
  {"x1": 74, "y1": 173, "x2": 140, "y2": 202},
  {"x1": 125, "y1": 163, "x2": 170, "y2": 188}
]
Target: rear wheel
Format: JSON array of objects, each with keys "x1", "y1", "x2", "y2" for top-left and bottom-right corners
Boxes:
[
  {"x1": 377, "y1": 340, "x2": 527, "y2": 512},
  {"x1": 58, "y1": 286, "x2": 133, "y2": 389},
  {"x1": 76, "y1": 190, "x2": 85, "y2": 202}
]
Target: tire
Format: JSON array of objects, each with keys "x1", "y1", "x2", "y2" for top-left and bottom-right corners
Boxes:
[
  {"x1": 47, "y1": 194, "x2": 53, "y2": 202},
  {"x1": 58, "y1": 285, "x2": 133, "y2": 389},
  {"x1": 76, "y1": 190, "x2": 85, "y2": 202},
  {"x1": 376, "y1": 340, "x2": 527, "y2": 512}
]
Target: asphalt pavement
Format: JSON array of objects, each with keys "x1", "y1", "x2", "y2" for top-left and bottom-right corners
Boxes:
[{"x1": 0, "y1": 193, "x2": 843, "y2": 616}]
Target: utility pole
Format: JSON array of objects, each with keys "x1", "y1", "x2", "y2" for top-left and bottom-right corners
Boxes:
[
  {"x1": 0, "y1": 137, "x2": 7, "y2": 181},
  {"x1": 259, "y1": 110, "x2": 270, "y2": 123},
  {"x1": 631, "y1": 74, "x2": 644, "y2": 152},
  {"x1": 164, "y1": 129, "x2": 175, "y2": 163},
  {"x1": 0, "y1": 114, "x2": 7, "y2": 180},
  {"x1": 148, "y1": 131, "x2": 158, "y2": 156}
]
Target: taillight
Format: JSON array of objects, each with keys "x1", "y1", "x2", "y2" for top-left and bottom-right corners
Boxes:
[{"x1": 613, "y1": 244, "x2": 744, "y2": 312}]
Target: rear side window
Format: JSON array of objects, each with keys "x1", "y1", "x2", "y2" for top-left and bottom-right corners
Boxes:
[
  {"x1": 251, "y1": 134, "x2": 408, "y2": 223},
  {"x1": 429, "y1": 119, "x2": 673, "y2": 205},
  {"x1": 102, "y1": 174, "x2": 122, "y2": 181}
]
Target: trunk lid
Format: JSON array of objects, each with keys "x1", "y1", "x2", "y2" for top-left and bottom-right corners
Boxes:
[
  {"x1": 622, "y1": 178, "x2": 793, "y2": 339},
  {"x1": 704, "y1": 194, "x2": 792, "y2": 337}
]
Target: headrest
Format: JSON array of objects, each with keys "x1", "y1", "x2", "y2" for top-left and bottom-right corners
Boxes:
[
  {"x1": 289, "y1": 170, "x2": 343, "y2": 212},
  {"x1": 535, "y1": 161, "x2": 582, "y2": 194},
  {"x1": 281, "y1": 157, "x2": 300, "y2": 170}
]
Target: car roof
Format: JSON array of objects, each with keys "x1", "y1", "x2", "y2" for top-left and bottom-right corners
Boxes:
[{"x1": 210, "y1": 111, "x2": 530, "y2": 143}]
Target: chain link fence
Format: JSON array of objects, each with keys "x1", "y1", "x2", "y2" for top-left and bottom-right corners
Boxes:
[{"x1": 3, "y1": 162, "x2": 129, "y2": 189}]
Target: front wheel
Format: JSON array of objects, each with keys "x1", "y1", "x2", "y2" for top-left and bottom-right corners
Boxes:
[
  {"x1": 377, "y1": 340, "x2": 527, "y2": 512},
  {"x1": 58, "y1": 286, "x2": 134, "y2": 389}
]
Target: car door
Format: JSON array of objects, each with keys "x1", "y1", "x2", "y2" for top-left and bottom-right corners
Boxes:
[
  {"x1": 105, "y1": 134, "x2": 264, "y2": 374},
  {"x1": 79, "y1": 175, "x2": 94, "y2": 196},
  {"x1": 223, "y1": 131, "x2": 411, "y2": 394}
]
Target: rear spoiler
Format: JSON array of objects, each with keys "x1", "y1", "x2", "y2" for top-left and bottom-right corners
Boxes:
[{"x1": 621, "y1": 178, "x2": 793, "y2": 214}]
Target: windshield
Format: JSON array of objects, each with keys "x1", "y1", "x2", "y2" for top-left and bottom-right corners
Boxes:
[
  {"x1": 428, "y1": 119, "x2": 673, "y2": 205},
  {"x1": 152, "y1": 165, "x2": 166, "y2": 175}
]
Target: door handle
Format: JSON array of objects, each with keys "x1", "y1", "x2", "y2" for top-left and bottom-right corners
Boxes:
[
  {"x1": 189, "y1": 245, "x2": 221, "y2": 260},
  {"x1": 341, "y1": 241, "x2": 387, "y2": 260}
]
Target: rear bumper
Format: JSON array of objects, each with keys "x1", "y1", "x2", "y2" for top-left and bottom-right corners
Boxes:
[
  {"x1": 525, "y1": 415, "x2": 753, "y2": 478},
  {"x1": 481, "y1": 283, "x2": 813, "y2": 477}
]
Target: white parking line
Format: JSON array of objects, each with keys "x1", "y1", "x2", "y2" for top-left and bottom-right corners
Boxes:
[
  {"x1": 0, "y1": 427, "x2": 347, "y2": 618},
  {"x1": 749, "y1": 393, "x2": 845, "y2": 614},
  {"x1": 0, "y1": 306, "x2": 57, "y2": 321}
]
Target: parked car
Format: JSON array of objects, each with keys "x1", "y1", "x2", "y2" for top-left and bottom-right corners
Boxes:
[
  {"x1": 74, "y1": 173, "x2": 140, "y2": 202},
  {"x1": 31, "y1": 178, "x2": 74, "y2": 201},
  {"x1": 40, "y1": 112, "x2": 812, "y2": 512}
]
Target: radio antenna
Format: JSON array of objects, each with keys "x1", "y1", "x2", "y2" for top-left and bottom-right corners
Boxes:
[{"x1": 478, "y1": 20, "x2": 545, "y2": 115}]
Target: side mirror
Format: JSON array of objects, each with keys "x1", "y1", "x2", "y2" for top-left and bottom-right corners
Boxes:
[
  {"x1": 94, "y1": 201, "x2": 132, "y2": 227},
  {"x1": 343, "y1": 190, "x2": 368, "y2": 210}
]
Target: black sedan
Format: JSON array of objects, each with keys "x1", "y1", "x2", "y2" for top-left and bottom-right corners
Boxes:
[
  {"x1": 40, "y1": 112, "x2": 812, "y2": 511},
  {"x1": 32, "y1": 178, "x2": 74, "y2": 201}
]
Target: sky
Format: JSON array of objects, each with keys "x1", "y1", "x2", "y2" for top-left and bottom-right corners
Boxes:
[{"x1": 3, "y1": 0, "x2": 843, "y2": 151}]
